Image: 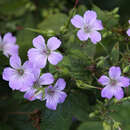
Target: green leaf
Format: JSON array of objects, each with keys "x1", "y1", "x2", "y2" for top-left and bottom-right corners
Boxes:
[
  {"x1": 17, "y1": 13, "x2": 36, "y2": 61},
  {"x1": 0, "y1": 53, "x2": 9, "y2": 74},
  {"x1": 110, "y1": 101, "x2": 130, "y2": 130},
  {"x1": 56, "y1": 55, "x2": 92, "y2": 81},
  {"x1": 103, "y1": 121, "x2": 111, "y2": 130},
  {"x1": 25, "y1": 27, "x2": 56, "y2": 37},
  {"x1": 38, "y1": 13, "x2": 67, "y2": 33},
  {"x1": 0, "y1": 123, "x2": 12, "y2": 130},
  {"x1": 93, "y1": 5, "x2": 119, "y2": 29},
  {"x1": 3, "y1": 98, "x2": 43, "y2": 130},
  {"x1": 76, "y1": 80, "x2": 97, "y2": 89},
  {"x1": 0, "y1": 0, "x2": 29, "y2": 16},
  {"x1": 41, "y1": 91, "x2": 90, "y2": 130},
  {"x1": 123, "y1": 65, "x2": 130, "y2": 73},
  {"x1": 110, "y1": 42, "x2": 119, "y2": 65},
  {"x1": 78, "y1": 121, "x2": 103, "y2": 130}
]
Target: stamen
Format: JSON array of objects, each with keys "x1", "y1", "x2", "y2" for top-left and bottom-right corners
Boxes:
[
  {"x1": 43, "y1": 48, "x2": 50, "y2": 56},
  {"x1": 47, "y1": 89, "x2": 55, "y2": 96},
  {"x1": 17, "y1": 69, "x2": 24, "y2": 75},
  {"x1": 84, "y1": 25, "x2": 91, "y2": 33},
  {"x1": 110, "y1": 79, "x2": 117, "y2": 86}
]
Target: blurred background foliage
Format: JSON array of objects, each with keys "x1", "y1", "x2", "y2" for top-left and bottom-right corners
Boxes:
[{"x1": 0, "y1": 0, "x2": 130, "y2": 130}]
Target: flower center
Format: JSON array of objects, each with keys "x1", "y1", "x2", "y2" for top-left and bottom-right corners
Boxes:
[
  {"x1": 47, "y1": 89, "x2": 55, "y2": 96},
  {"x1": 110, "y1": 79, "x2": 117, "y2": 86},
  {"x1": 84, "y1": 24, "x2": 92, "y2": 33},
  {"x1": 33, "y1": 80, "x2": 40, "y2": 88},
  {"x1": 17, "y1": 69, "x2": 24, "y2": 75},
  {"x1": 43, "y1": 48, "x2": 50, "y2": 56}
]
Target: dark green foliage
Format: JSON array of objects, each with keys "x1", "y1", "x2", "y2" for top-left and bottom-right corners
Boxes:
[{"x1": 0, "y1": 0, "x2": 130, "y2": 130}]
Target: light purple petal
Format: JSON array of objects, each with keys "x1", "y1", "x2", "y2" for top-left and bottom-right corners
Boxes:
[
  {"x1": 48, "y1": 51, "x2": 63, "y2": 65},
  {"x1": 54, "y1": 78, "x2": 66, "y2": 90},
  {"x1": 28, "y1": 48, "x2": 47, "y2": 68},
  {"x1": 84, "y1": 10, "x2": 97, "y2": 25},
  {"x1": 3, "y1": 43, "x2": 19, "y2": 57},
  {"x1": 128, "y1": 20, "x2": 130, "y2": 24},
  {"x1": 39, "y1": 73, "x2": 54, "y2": 85},
  {"x1": 24, "y1": 88, "x2": 43, "y2": 101},
  {"x1": 2, "y1": 67, "x2": 16, "y2": 81},
  {"x1": 22, "y1": 61, "x2": 36, "y2": 76},
  {"x1": 10, "y1": 56, "x2": 21, "y2": 69},
  {"x1": 89, "y1": 31, "x2": 101, "y2": 44},
  {"x1": 9, "y1": 78, "x2": 23, "y2": 90},
  {"x1": 22, "y1": 61, "x2": 33, "y2": 70},
  {"x1": 118, "y1": 76, "x2": 130, "y2": 87},
  {"x1": 98, "y1": 75, "x2": 110, "y2": 85},
  {"x1": 33, "y1": 35, "x2": 46, "y2": 49},
  {"x1": 77, "y1": 29, "x2": 89, "y2": 41},
  {"x1": 109, "y1": 66, "x2": 121, "y2": 80},
  {"x1": 113, "y1": 87, "x2": 124, "y2": 100},
  {"x1": 45, "y1": 95, "x2": 58, "y2": 110},
  {"x1": 0, "y1": 35, "x2": 2, "y2": 42},
  {"x1": 47, "y1": 37, "x2": 61, "y2": 51},
  {"x1": 101, "y1": 85, "x2": 114, "y2": 99},
  {"x1": 35, "y1": 91, "x2": 43, "y2": 101},
  {"x1": 8, "y1": 68, "x2": 34, "y2": 91},
  {"x1": 71, "y1": 15, "x2": 84, "y2": 28},
  {"x1": 58, "y1": 91, "x2": 67, "y2": 103},
  {"x1": 3, "y1": 32, "x2": 16, "y2": 44},
  {"x1": 93, "y1": 20, "x2": 103, "y2": 31},
  {"x1": 9, "y1": 73, "x2": 34, "y2": 92},
  {"x1": 32, "y1": 67, "x2": 41, "y2": 80},
  {"x1": 24, "y1": 89, "x2": 37, "y2": 101},
  {"x1": 126, "y1": 29, "x2": 130, "y2": 36},
  {"x1": 22, "y1": 69, "x2": 35, "y2": 84}
]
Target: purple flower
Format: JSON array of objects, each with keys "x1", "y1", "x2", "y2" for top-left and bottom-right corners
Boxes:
[
  {"x1": 24, "y1": 68, "x2": 54, "y2": 101},
  {"x1": 28, "y1": 35, "x2": 63, "y2": 68},
  {"x1": 126, "y1": 20, "x2": 130, "y2": 36},
  {"x1": 98, "y1": 66, "x2": 130, "y2": 100},
  {"x1": 44, "y1": 78, "x2": 67, "y2": 110},
  {"x1": 0, "y1": 32, "x2": 19, "y2": 57},
  {"x1": 3, "y1": 56, "x2": 35, "y2": 92},
  {"x1": 71, "y1": 10, "x2": 103, "y2": 44}
]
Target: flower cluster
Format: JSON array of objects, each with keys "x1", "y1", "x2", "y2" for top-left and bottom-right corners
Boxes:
[
  {"x1": 1, "y1": 10, "x2": 130, "y2": 111},
  {"x1": 71, "y1": 11, "x2": 129, "y2": 100},
  {"x1": 2, "y1": 34, "x2": 67, "y2": 110}
]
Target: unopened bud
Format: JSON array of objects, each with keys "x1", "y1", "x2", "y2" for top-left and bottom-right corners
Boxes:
[{"x1": 123, "y1": 65, "x2": 129, "y2": 73}]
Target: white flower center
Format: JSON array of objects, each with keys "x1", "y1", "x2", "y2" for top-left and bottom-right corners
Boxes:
[{"x1": 83, "y1": 24, "x2": 92, "y2": 33}]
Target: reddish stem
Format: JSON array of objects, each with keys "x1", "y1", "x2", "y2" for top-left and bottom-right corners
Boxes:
[
  {"x1": 97, "y1": 87, "x2": 102, "y2": 90},
  {"x1": 16, "y1": 26, "x2": 24, "y2": 30},
  {"x1": 74, "y1": 0, "x2": 79, "y2": 8}
]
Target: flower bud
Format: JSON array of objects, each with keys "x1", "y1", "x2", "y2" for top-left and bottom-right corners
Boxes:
[{"x1": 123, "y1": 65, "x2": 129, "y2": 73}]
